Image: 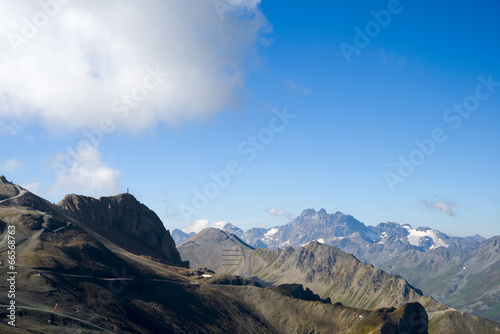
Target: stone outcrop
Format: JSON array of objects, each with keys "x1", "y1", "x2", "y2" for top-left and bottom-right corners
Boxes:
[{"x1": 60, "y1": 193, "x2": 185, "y2": 266}]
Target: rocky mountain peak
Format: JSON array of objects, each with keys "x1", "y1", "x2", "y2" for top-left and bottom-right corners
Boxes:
[
  {"x1": 185, "y1": 227, "x2": 232, "y2": 243},
  {"x1": 171, "y1": 229, "x2": 194, "y2": 245},
  {"x1": 299, "y1": 208, "x2": 317, "y2": 218},
  {"x1": 0, "y1": 175, "x2": 18, "y2": 200},
  {"x1": 223, "y1": 223, "x2": 244, "y2": 236},
  {"x1": 60, "y1": 193, "x2": 184, "y2": 266},
  {"x1": 177, "y1": 228, "x2": 254, "y2": 277},
  {"x1": 388, "y1": 302, "x2": 428, "y2": 333},
  {"x1": 182, "y1": 228, "x2": 254, "y2": 249}
]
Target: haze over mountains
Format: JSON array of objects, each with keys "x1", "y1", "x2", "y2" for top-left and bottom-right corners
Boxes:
[{"x1": 174, "y1": 208, "x2": 500, "y2": 322}]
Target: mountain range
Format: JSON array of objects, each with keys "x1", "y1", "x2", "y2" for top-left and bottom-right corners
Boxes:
[
  {"x1": 1, "y1": 176, "x2": 448, "y2": 333},
  {"x1": 173, "y1": 208, "x2": 499, "y2": 322},
  {"x1": 177, "y1": 227, "x2": 500, "y2": 333}
]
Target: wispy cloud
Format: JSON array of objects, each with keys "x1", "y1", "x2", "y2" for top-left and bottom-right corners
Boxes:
[
  {"x1": 421, "y1": 196, "x2": 456, "y2": 217},
  {"x1": 0, "y1": 159, "x2": 23, "y2": 174},
  {"x1": 182, "y1": 219, "x2": 226, "y2": 234},
  {"x1": 50, "y1": 147, "x2": 121, "y2": 198},
  {"x1": 0, "y1": 121, "x2": 22, "y2": 136},
  {"x1": 267, "y1": 205, "x2": 294, "y2": 220}
]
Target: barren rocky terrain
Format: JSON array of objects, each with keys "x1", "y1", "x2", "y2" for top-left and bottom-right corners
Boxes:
[
  {"x1": 0, "y1": 176, "x2": 442, "y2": 333},
  {"x1": 179, "y1": 226, "x2": 500, "y2": 333}
]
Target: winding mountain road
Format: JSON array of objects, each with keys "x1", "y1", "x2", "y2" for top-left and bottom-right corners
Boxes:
[{"x1": 0, "y1": 184, "x2": 26, "y2": 205}]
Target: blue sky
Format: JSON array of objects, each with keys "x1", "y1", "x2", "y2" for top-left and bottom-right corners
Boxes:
[{"x1": 1, "y1": 0, "x2": 499, "y2": 237}]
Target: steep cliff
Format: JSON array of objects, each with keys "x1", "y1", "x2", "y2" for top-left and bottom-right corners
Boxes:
[
  {"x1": 59, "y1": 193, "x2": 185, "y2": 266},
  {"x1": 251, "y1": 241, "x2": 441, "y2": 312}
]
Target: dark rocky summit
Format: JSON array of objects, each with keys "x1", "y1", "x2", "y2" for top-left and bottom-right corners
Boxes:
[{"x1": 59, "y1": 193, "x2": 186, "y2": 267}]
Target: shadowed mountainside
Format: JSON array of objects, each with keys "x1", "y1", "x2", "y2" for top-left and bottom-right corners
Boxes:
[
  {"x1": 0, "y1": 176, "x2": 436, "y2": 333},
  {"x1": 250, "y1": 242, "x2": 500, "y2": 333},
  {"x1": 178, "y1": 227, "x2": 500, "y2": 334},
  {"x1": 251, "y1": 242, "x2": 440, "y2": 311},
  {"x1": 59, "y1": 193, "x2": 185, "y2": 267},
  {"x1": 223, "y1": 208, "x2": 499, "y2": 321},
  {"x1": 381, "y1": 235, "x2": 500, "y2": 322}
]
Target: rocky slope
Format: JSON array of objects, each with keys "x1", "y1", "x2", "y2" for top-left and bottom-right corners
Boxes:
[
  {"x1": 251, "y1": 242, "x2": 440, "y2": 312},
  {"x1": 0, "y1": 175, "x2": 19, "y2": 200},
  {"x1": 219, "y1": 285, "x2": 430, "y2": 334},
  {"x1": 177, "y1": 228, "x2": 254, "y2": 277},
  {"x1": 381, "y1": 235, "x2": 500, "y2": 321},
  {"x1": 250, "y1": 242, "x2": 500, "y2": 333},
  {"x1": 223, "y1": 208, "x2": 498, "y2": 321},
  {"x1": 428, "y1": 310, "x2": 500, "y2": 334},
  {"x1": 177, "y1": 226, "x2": 500, "y2": 333},
  {"x1": 59, "y1": 193, "x2": 185, "y2": 266},
  {"x1": 0, "y1": 176, "x2": 436, "y2": 333}
]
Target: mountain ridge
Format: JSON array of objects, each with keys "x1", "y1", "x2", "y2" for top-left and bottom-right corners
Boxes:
[
  {"x1": 0, "y1": 176, "x2": 443, "y2": 333},
  {"x1": 178, "y1": 228, "x2": 254, "y2": 277},
  {"x1": 217, "y1": 208, "x2": 498, "y2": 322},
  {"x1": 176, "y1": 226, "x2": 500, "y2": 333},
  {"x1": 59, "y1": 192, "x2": 186, "y2": 267}
]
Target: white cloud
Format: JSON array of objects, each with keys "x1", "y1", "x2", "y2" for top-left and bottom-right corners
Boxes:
[
  {"x1": 182, "y1": 219, "x2": 226, "y2": 234},
  {"x1": 0, "y1": 0, "x2": 268, "y2": 133},
  {"x1": 50, "y1": 146, "x2": 121, "y2": 198},
  {"x1": 267, "y1": 205, "x2": 294, "y2": 220},
  {"x1": 421, "y1": 197, "x2": 456, "y2": 217},
  {"x1": 0, "y1": 159, "x2": 24, "y2": 174}
]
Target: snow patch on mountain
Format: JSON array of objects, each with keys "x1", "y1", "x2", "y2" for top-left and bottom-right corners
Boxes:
[
  {"x1": 402, "y1": 225, "x2": 448, "y2": 249},
  {"x1": 364, "y1": 230, "x2": 382, "y2": 242},
  {"x1": 264, "y1": 228, "x2": 279, "y2": 238}
]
